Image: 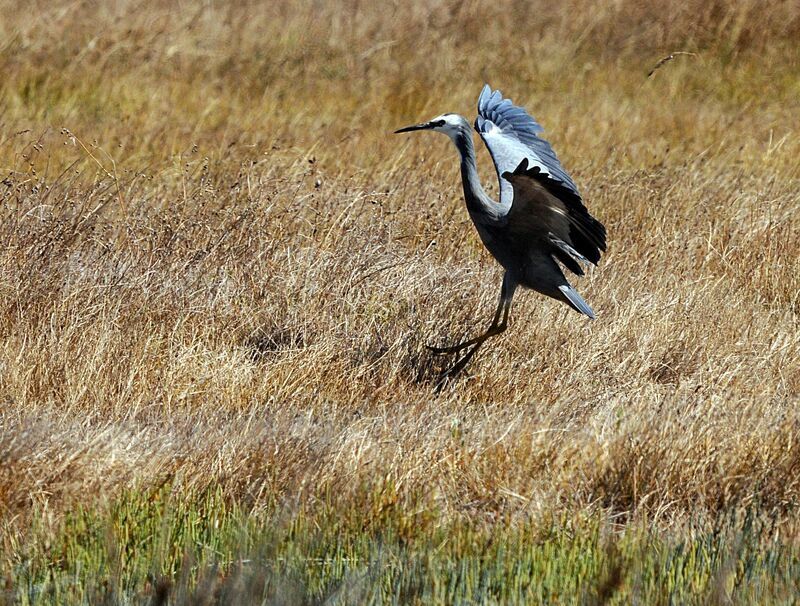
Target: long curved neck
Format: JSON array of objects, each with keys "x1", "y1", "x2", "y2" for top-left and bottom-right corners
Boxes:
[{"x1": 450, "y1": 126, "x2": 503, "y2": 222}]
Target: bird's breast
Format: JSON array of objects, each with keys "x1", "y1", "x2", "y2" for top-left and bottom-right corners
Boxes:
[{"x1": 471, "y1": 221, "x2": 522, "y2": 271}]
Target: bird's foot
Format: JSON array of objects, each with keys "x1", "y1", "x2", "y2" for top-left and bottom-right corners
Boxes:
[
  {"x1": 432, "y1": 343, "x2": 484, "y2": 391},
  {"x1": 426, "y1": 321, "x2": 506, "y2": 357},
  {"x1": 426, "y1": 342, "x2": 472, "y2": 355},
  {"x1": 426, "y1": 334, "x2": 486, "y2": 355},
  {"x1": 433, "y1": 359, "x2": 472, "y2": 392}
]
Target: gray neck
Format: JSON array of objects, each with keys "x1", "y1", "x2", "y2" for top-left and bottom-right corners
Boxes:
[{"x1": 450, "y1": 124, "x2": 503, "y2": 222}]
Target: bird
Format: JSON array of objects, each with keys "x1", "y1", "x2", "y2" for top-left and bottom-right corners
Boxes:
[{"x1": 395, "y1": 84, "x2": 606, "y2": 381}]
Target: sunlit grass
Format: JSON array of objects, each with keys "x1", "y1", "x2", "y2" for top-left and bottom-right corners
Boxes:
[
  {"x1": 8, "y1": 488, "x2": 800, "y2": 604},
  {"x1": 1, "y1": 0, "x2": 799, "y2": 603}
]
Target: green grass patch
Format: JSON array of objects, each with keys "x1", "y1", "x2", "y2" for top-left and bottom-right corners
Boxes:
[{"x1": 3, "y1": 487, "x2": 798, "y2": 604}]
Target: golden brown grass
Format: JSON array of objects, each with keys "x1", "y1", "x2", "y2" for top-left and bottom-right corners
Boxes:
[{"x1": 1, "y1": 0, "x2": 800, "y2": 567}]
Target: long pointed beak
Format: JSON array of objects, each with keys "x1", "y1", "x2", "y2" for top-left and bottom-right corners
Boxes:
[{"x1": 394, "y1": 122, "x2": 433, "y2": 134}]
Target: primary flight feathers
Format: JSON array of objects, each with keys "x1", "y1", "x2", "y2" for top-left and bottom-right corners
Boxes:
[{"x1": 476, "y1": 84, "x2": 580, "y2": 198}]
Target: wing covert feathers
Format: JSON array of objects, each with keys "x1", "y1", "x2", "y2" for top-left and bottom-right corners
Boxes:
[
  {"x1": 476, "y1": 84, "x2": 579, "y2": 195},
  {"x1": 504, "y1": 158, "x2": 607, "y2": 267}
]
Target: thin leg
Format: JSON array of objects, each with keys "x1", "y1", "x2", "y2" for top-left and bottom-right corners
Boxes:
[
  {"x1": 433, "y1": 275, "x2": 517, "y2": 386},
  {"x1": 427, "y1": 295, "x2": 505, "y2": 355},
  {"x1": 428, "y1": 273, "x2": 515, "y2": 355},
  {"x1": 439, "y1": 297, "x2": 510, "y2": 373}
]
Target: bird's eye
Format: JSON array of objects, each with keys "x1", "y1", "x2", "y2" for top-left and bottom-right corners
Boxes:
[{"x1": 431, "y1": 120, "x2": 446, "y2": 127}]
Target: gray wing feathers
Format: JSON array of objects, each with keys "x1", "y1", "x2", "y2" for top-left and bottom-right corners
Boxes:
[
  {"x1": 476, "y1": 84, "x2": 579, "y2": 202},
  {"x1": 549, "y1": 233, "x2": 589, "y2": 276},
  {"x1": 549, "y1": 233, "x2": 588, "y2": 263},
  {"x1": 475, "y1": 85, "x2": 604, "y2": 320},
  {"x1": 558, "y1": 285, "x2": 595, "y2": 319},
  {"x1": 503, "y1": 158, "x2": 607, "y2": 267}
]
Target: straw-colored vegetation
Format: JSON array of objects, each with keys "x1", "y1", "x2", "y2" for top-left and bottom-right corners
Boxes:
[{"x1": 1, "y1": 0, "x2": 799, "y2": 602}]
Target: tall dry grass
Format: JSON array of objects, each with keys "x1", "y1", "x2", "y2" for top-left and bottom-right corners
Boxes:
[{"x1": 1, "y1": 0, "x2": 799, "y2": 557}]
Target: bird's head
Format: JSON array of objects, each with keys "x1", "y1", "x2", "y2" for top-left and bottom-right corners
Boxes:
[{"x1": 394, "y1": 113, "x2": 468, "y2": 140}]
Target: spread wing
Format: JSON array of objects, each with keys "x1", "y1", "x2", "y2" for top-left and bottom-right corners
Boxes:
[
  {"x1": 502, "y1": 158, "x2": 606, "y2": 275},
  {"x1": 476, "y1": 84, "x2": 605, "y2": 273},
  {"x1": 475, "y1": 84, "x2": 580, "y2": 212}
]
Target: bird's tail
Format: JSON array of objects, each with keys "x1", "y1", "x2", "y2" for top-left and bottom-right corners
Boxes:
[{"x1": 558, "y1": 285, "x2": 595, "y2": 319}]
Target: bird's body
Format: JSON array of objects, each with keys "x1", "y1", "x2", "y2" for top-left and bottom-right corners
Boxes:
[{"x1": 395, "y1": 85, "x2": 606, "y2": 380}]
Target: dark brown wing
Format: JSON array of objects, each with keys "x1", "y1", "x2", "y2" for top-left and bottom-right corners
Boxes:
[{"x1": 502, "y1": 158, "x2": 607, "y2": 275}]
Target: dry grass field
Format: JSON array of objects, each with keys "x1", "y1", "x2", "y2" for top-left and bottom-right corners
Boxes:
[{"x1": 1, "y1": 0, "x2": 800, "y2": 602}]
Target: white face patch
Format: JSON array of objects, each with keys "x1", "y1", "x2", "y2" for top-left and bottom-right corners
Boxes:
[{"x1": 430, "y1": 113, "x2": 467, "y2": 139}]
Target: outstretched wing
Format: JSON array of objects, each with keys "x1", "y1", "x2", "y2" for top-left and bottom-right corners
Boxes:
[
  {"x1": 476, "y1": 84, "x2": 605, "y2": 273},
  {"x1": 475, "y1": 84, "x2": 579, "y2": 212},
  {"x1": 502, "y1": 158, "x2": 606, "y2": 274}
]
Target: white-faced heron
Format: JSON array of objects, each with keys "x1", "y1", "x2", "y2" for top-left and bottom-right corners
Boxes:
[{"x1": 395, "y1": 84, "x2": 607, "y2": 381}]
